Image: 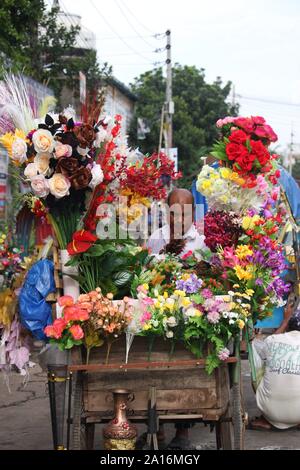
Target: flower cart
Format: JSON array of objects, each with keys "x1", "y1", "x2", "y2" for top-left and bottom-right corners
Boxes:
[{"x1": 68, "y1": 336, "x2": 246, "y2": 450}]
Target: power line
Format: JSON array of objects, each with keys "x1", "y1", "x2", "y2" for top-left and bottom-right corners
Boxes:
[
  {"x1": 89, "y1": 0, "x2": 154, "y2": 64},
  {"x1": 114, "y1": 0, "x2": 158, "y2": 49},
  {"x1": 95, "y1": 34, "x2": 163, "y2": 41},
  {"x1": 237, "y1": 93, "x2": 300, "y2": 108},
  {"x1": 116, "y1": 0, "x2": 156, "y2": 35}
]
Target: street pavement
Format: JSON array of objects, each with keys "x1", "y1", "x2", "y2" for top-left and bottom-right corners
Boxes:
[{"x1": 0, "y1": 353, "x2": 300, "y2": 450}]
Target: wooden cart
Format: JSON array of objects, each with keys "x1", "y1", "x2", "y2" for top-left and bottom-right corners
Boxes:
[{"x1": 68, "y1": 336, "x2": 246, "y2": 450}]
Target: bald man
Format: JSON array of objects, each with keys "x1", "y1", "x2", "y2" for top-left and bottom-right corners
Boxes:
[{"x1": 148, "y1": 188, "x2": 206, "y2": 258}]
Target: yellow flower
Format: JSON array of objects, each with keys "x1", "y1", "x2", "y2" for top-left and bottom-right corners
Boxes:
[
  {"x1": 237, "y1": 320, "x2": 245, "y2": 329},
  {"x1": 181, "y1": 273, "x2": 190, "y2": 281},
  {"x1": 201, "y1": 180, "x2": 212, "y2": 191},
  {"x1": 163, "y1": 292, "x2": 168, "y2": 299},
  {"x1": 230, "y1": 171, "x2": 245, "y2": 186},
  {"x1": 154, "y1": 300, "x2": 161, "y2": 309},
  {"x1": 0, "y1": 129, "x2": 28, "y2": 165},
  {"x1": 234, "y1": 265, "x2": 253, "y2": 281},
  {"x1": 143, "y1": 324, "x2": 152, "y2": 331},
  {"x1": 142, "y1": 283, "x2": 149, "y2": 291},
  {"x1": 165, "y1": 303, "x2": 174, "y2": 312},
  {"x1": 242, "y1": 215, "x2": 261, "y2": 231},
  {"x1": 233, "y1": 284, "x2": 240, "y2": 289},
  {"x1": 181, "y1": 298, "x2": 192, "y2": 308},
  {"x1": 235, "y1": 245, "x2": 253, "y2": 260},
  {"x1": 194, "y1": 309, "x2": 202, "y2": 317},
  {"x1": 220, "y1": 167, "x2": 232, "y2": 179},
  {"x1": 174, "y1": 290, "x2": 186, "y2": 297},
  {"x1": 245, "y1": 289, "x2": 254, "y2": 297}
]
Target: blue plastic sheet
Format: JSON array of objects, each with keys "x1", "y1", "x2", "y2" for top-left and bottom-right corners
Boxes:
[{"x1": 19, "y1": 259, "x2": 56, "y2": 340}]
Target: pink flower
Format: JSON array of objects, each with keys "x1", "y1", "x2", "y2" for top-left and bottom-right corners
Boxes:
[
  {"x1": 141, "y1": 312, "x2": 152, "y2": 324},
  {"x1": 54, "y1": 142, "x2": 73, "y2": 159},
  {"x1": 142, "y1": 297, "x2": 154, "y2": 306},
  {"x1": 58, "y1": 295, "x2": 74, "y2": 307},
  {"x1": 223, "y1": 247, "x2": 239, "y2": 268},
  {"x1": 218, "y1": 348, "x2": 230, "y2": 361},
  {"x1": 207, "y1": 311, "x2": 220, "y2": 324},
  {"x1": 69, "y1": 324, "x2": 84, "y2": 340}
]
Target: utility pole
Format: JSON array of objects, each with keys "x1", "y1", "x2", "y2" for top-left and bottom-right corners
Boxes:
[
  {"x1": 165, "y1": 30, "x2": 174, "y2": 157},
  {"x1": 231, "y1": 84, "x2": 236, "y2": 108},
  {"x1": 289, "y1": 126, "x2": 295, "y2": 175}
]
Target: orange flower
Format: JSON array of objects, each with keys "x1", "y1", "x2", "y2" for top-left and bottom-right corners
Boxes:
[
  {"x1": 69, "y1": 324, "x2": 84, "y2": 340},
  {"x1": 63, "y1": 306, "x2": 89, "y2": 322},
  {"x1": 58, "y1": 295, "x2": 74, "y2": 307}
]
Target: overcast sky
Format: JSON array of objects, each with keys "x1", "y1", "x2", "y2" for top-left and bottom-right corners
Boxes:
[{"x1": 60, "y1": 0, "x2": 300, "y2": 151}]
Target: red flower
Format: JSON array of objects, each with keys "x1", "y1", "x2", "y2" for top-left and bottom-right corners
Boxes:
[
  {"x1": 67, "y1": 230, "x2": 97, "y2": 255},
  {"x1": 225, "y1": 143, "x2": 248, "y2": 161},
  {"x1": 234, "y1": 117, "x2": 254, "y2": 133},
  {"x1": 250, "y1": 140, "x2": 270, "y2": 166},
  {"x1": 229, "y1": 130, "x2": 248, "y2": 144},
  {"x1": 234, "y1": 153, "x2": 256, "y2": 173}
]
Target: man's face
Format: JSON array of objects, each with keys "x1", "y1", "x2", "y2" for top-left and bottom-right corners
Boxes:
[{"x1": 168, "y1": 198, "x2": 194, "y2": 239}]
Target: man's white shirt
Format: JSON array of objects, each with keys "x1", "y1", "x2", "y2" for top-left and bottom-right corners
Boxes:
[{"x1": 147, "y1": 224, "x2": 206, "y2": 258}]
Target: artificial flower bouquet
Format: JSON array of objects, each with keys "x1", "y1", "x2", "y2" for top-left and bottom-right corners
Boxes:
[
  {"x1": 133, "y1": 269, "x2": 248, "y2": 373},
  {"x1": 196, "y1": 116, "x2": 290, "y2": 324},
  {"x1": 44, "y1": 289, "x2": 133, "y2": 364}
]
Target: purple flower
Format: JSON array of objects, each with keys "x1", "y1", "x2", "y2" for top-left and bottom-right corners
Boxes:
[
  {"x1": 255, "y1": 278, "x2": 263, "y2": 286},
  {"x1": 176, "y1": 274, "x2": 203, "y2": 294}
]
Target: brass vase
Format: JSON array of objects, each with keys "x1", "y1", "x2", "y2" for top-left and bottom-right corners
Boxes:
[{"x1": 103, "y1": 389, "x2": 137, "y2": 450}]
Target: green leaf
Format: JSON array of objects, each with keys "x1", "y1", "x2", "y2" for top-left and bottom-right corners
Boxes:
[
  {"x1": 210, "y1": 151, "x2": 227, "y2": 161},
  {"x1": 191, "y1": 294, "x2": 204, "y2": 304},
  {"x1": 113, "y1": 271, "x2": 132, "y2": 287}
]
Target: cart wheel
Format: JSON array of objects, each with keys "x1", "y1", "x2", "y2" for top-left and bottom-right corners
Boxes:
[
  {"x1": 71, "y1": 372, "x2": 89, "y2": 450},
  {"x1": 232, "y1": 382, "x2": 245, "y2": 450}
]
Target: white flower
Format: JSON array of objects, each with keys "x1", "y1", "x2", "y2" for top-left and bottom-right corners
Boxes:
[
  {"x1": 48, "y1": 173, "x2": 71, "y2": 199},
  {"x1": 31, "y1": 175, "x2": 50, "y2": 198},
  {"x1": 166, "y1": 330, "x2": 174, "y2": 338},
  {"x1": 77, "y1": 146, "x2": 89, "y2": 156},
  {"x1": 94, "y1": 127, "x2": 108, "y2": 147},
  {"x1": 166, "y1": 316, "x2": 177, "y2": 328},
  {"x1": 89, "y1": 164, "x2": 104, "y2": 189},
  {"x1": 34, "y1": 153, "x2": 51, "y2": 176},
  {"x1": 24, "y1": 163, "x2": 38, "y2": 179},
  {"x1": 32, "y1": 129, "x2": 54, "y2": 153},
  {"x1": 229, "y1": 319, "x2": 235, "y2": 325},
  {"x1": 152, "y1": 320, "x2": 159, "y2": 328},
  {"x1": 222, "y1": 312, "x2": 228, "y2": 318},
  {"x1": 11, "y1": 137, "x2": 27, "y2": 164}
]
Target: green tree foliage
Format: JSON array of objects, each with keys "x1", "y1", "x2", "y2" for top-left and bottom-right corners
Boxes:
[
  {"x1": 129, "y1": 65, "x2": 238, "y2": 187},
  {"x1": 0, "y1": 2, "x2": 110, "y2": 101},
  {"x1": 0, "y1": 0, "x2": 44, "y2": 71}
]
